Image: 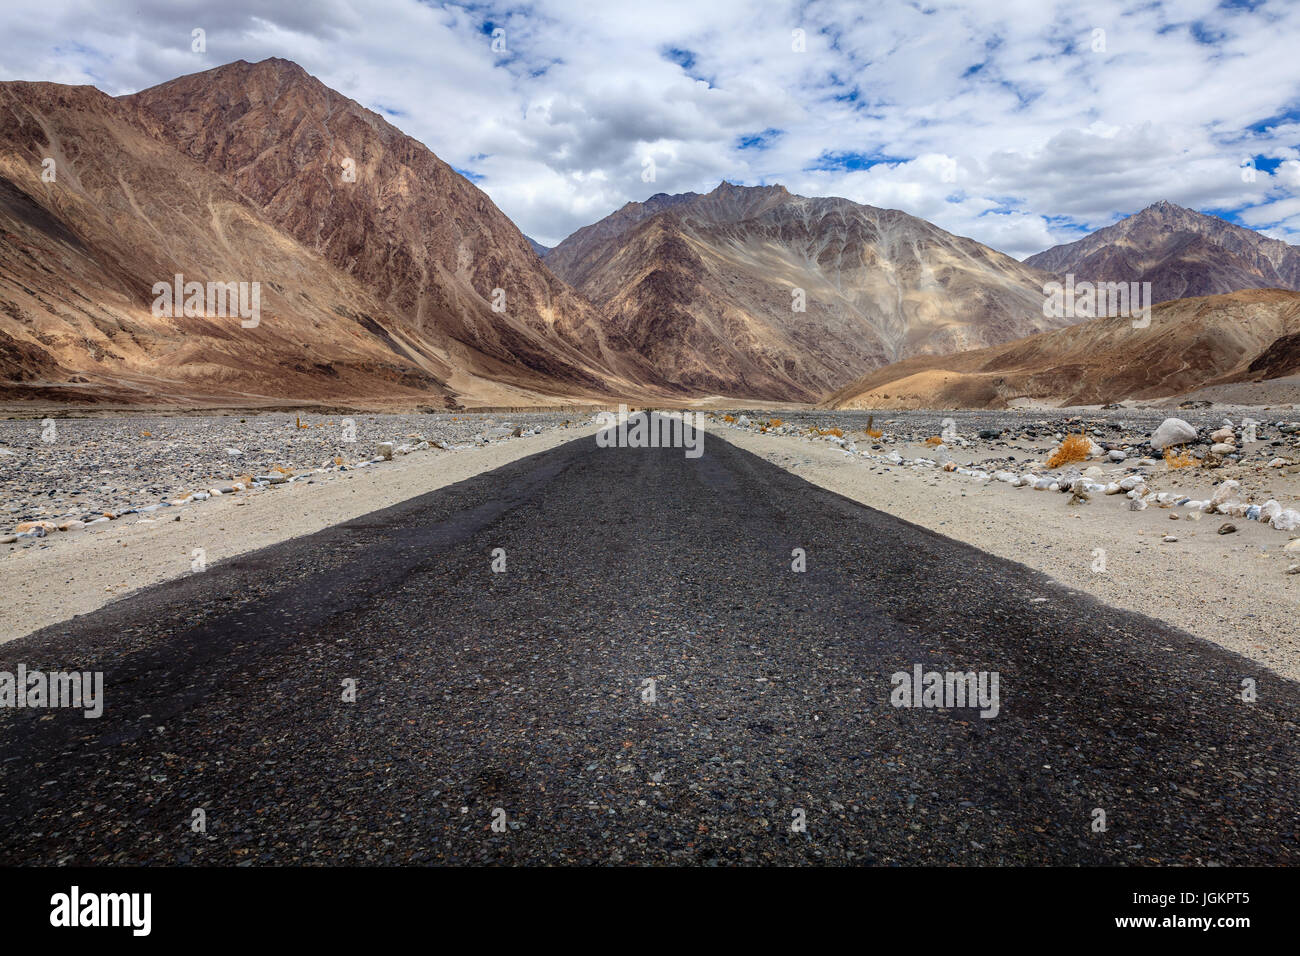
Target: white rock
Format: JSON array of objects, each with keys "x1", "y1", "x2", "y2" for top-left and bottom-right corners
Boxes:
[
  {"x1": 1211, "y1": 443, "x2": 1236, "y2": 455},
  {"x1": 1150, "y1": 418, "x2": 1197, "y2": 450},
  {"x1": 1261, "y1": 500, "x2": 1283, "y2": 523},
  {"x1": 1211, "y1": 480, "x2": 1241, "y2": 508},
  {"x1": 1119, "y1": 475, "x2": 1143, "y2": 491},
  {"x1": 1210, "y1": 427, "x2": 1235, "y2": 443},
  {"x1": 377, "y1": 442, "x2": 395, "y2": 461},
  {"x1": 1130, "y1": 498, "x2": 1148, "y2": 511},
  {"x1": 224, "y1": 447, "x2": 243, "y2": 457},
  {"x1": 1108, "y1": 449, "x2": 1127, "y2": 462},
  {"x1": 1104, "y1": 482, "x2": 1122, "y2": 495},
  {"x1": 1269, "y1": 458, "x2": 1287, "y2": 468},
  {"x1": 1272, "y1": 509, "x2": 1300, "y2": 532}
]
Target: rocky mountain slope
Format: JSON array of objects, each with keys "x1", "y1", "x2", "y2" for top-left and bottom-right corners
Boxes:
[
  {"x1": 0, "y1": 80, "x2": 478, "y2": 408},
  {"x1": 547, "y1": 182, "x2": 1069, "y2": 401},
  {"x1": 0, "y1": 60, "x2": 675, "y2": 409},
  {"x1": 1024, "y1": 201, "x2": 1300, "y2": 304},
  {"x1": 822, "y1": 288, "x2": 1300, "y2": 409},
  {"x1": 124, "y1": 58, "x2": 662, "y2": 402}
]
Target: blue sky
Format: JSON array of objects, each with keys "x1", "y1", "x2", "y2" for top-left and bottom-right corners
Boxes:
[{"x1": 3, "y1": 0, "x2": 1300, "y2": 256}]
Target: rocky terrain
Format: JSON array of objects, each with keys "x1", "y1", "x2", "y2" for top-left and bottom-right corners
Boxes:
[
  {"x1": 1025, "y1": 200, "x2": 1300, "y2": 304},
  {"x1": 546, "y1": 182, "x2": 1070, "y2": 401},
  {"x1": 0, "y1": 412, "x2": 584, "y2": 544},
  {"x1": 824, "y1": 288, "x2": 1300, "y2": 409},
  {"x1": 710, "y1": 406, "x2": 1300, "y2": 546}
]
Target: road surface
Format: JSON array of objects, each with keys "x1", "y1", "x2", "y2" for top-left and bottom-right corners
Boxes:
[{"x1": 1, "y1": 427, "x2": 1297, "y2": 864}]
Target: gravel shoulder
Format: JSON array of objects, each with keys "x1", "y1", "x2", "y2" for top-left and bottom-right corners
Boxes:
[
  {"x1": 716, "y1": 425, "x2": 1300, "y2": 682},
  {"x1": 0, "y1": 422, "x2": 599, "y2": 643}
]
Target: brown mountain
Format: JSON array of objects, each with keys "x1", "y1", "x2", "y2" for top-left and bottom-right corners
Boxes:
[
  {"x1": 822, "y1": 288, "x2": 1300, "y2": 409},
  {"x1": 0, "y1": 60, "x2": 674, "y2": 409},
  {"x1": 547, "y1": 182, "x2": 1070, "y2": 401},
  {"x1": 1024, "y1": 201, "x2": 1300, "y2": 304},
  {"x1": 0, "y1": 80, "x2": 476, "y2": 408},
  {"x1": 124, "y1": 58, "x2": 662, "y2": 402}
]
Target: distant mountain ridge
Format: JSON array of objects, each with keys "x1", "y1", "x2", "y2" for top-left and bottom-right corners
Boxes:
[
  {"x1": 822, "y1": 288, "x2": 1300, "y2": 409},
  {"x1": 547, "y1": 182, "x2": 1071, "y2": 401},
  {"x1": 1024, "y1": 201, "x2": 1300, "y2": 304}
]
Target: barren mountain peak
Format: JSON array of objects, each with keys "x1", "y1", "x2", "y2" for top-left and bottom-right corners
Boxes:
[
  {"x1": 1025, "y1": 198, "x2": 1300, "y2": 304},
  {"x1": 547, "y1": 176, "x2": 1066, "y2": 400}
]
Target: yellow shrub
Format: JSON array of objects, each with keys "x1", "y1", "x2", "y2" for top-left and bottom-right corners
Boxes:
[
  {"x1": 925, "y1": 435, "x2": 943, "y2": 446},
  {"x1": 1164, "y1": 446, "x2": 1196, "y2": 469},
  {"x1": 866, "y1": 428, "x2": 883, "y2": 439},
  {"x1": 770, "y1": 418, "x2": 783, "y2": 428},
  {"x1": 1047, "y1": 433, "x2": 1091, "y2": 468},
  {"x1": 723, "y1": 414, "x2": 736, "y2": 423}
]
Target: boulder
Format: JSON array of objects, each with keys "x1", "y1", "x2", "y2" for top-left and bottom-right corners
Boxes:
[
  {"x1": 1271, "y1": 509, "x2": 1300, "y2": 532},
  {"x1": 377, "y1": 442, "x2": 395, "y2": 460},
  {"x1": 1211, "y1": 480, "x2": 1241, "y2": 508},
  {"x1": 1150, "y1": 418, "x2": 1197, "y2": 451}
]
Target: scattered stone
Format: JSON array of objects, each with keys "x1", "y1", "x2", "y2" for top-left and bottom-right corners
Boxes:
[
  {"x1": 1150, "y1": 418, "x2": 1197, "y2": 451},
  {"x1": 1218, "y1": 523, "x2": 1237, "y2": 535}
]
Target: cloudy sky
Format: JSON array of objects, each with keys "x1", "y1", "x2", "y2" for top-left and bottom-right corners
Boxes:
[{"x1": 3, "y1": 0, "x2": 1299, "y2": 255}]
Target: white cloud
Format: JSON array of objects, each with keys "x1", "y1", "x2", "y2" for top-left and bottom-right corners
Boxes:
[{"x1": 2, "y1": 0, "x2": 1298, "y2": 255}]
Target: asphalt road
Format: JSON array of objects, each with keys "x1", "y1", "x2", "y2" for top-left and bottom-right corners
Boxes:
[{"x1": 1, "y1": 426, "x2": 1297, "y2": 865}]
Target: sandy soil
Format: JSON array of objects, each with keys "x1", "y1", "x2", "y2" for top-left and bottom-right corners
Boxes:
[
  {"x1": 0, "y1": 424, "x2": 598, "y2": 644},
  {"x1": 717, "y1": 427, "x2": 1300, "y2": 681}
]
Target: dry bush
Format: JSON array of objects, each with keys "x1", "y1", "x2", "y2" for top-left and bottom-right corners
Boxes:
[
  {"x1": 824, "y1": 427, "x2": 844, "y2": 438},
  {"x1": 1047, "y1": 433, "x2": 1091, "y2": 468},
  {"x1": 866, "y1": 428, "x2": 883, "y2": 439},
  {"x1": 770, "y1": 418, "x2": 783, "y2": 428},
  {"x1": 925, "y1": 435, "x2": 943, "y2": 446},
  {"x1": 723, "y1": 414, "x2": 736, "y2": 423},
  {"x1": 1164, "y1": 445, "x2": 1196, "y2": 469}
]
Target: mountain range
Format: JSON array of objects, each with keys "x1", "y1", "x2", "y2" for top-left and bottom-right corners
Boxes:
[
  {"x1": 3, "y1": 57, "x2": 1300, "y2": 410},
  {"x1": 546, "y1": 183, "x2": 1066, "y2": 401}
]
